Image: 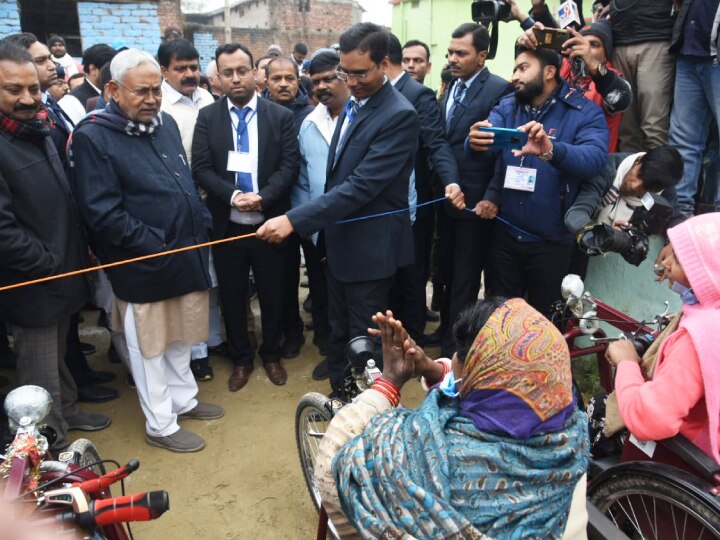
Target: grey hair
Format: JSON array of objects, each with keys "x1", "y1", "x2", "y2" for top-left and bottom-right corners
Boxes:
[{"x1": 110, "y1": 48, "x2": 160, "y2": 83}]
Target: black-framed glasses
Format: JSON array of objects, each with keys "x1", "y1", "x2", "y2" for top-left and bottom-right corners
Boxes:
[
  {"x1": 311, "y1": 74, "x2": 339, "y2": 86},
  {"x1": 335, "y1": 64, "x2": 378, "y2": 81},
  {"x1": 114, "y1": 81, "x2": 162, "y2": 98},
  {"x1": 219, "y1": 67, "x2": 253, "y2": 79}
]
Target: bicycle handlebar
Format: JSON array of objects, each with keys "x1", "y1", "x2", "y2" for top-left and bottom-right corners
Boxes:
[
  {"x1": 60, "y1": 490, "x2": 169, "y2": 529},
  {"x1": 72, "y1": 459, "x2": 140, "y2": 494}
]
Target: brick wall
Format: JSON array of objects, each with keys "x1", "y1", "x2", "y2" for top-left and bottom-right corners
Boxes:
[
  {"x1": 157, "y1": 0, "x2": 184, "y2": 34},
  {"x1": 78, "y1": 2, "x2": 162, "y2": 54},
  {"x1": 0, "y1": 0, "x2": 20, "y2": 36},
  {"x1": 210, "y1": 27, "x2": 341, "y2": 61},
  {"x1": 193, "y1": 31, "x2": 219, "y2": 72}
]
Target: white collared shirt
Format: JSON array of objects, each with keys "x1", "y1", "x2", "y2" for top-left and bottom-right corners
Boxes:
[
  {"x1": 161, "y1": 81, "x2": 214, "y2": 162},
  {"x1": 42, "y1": 92, "x2": 74, "y2": 132},
  {"x1": 227, "y1": 93, "x2": 263, "y2": 224},
  {"x1": 162, "y1": 80, "x2": 207, "y2": 108}
]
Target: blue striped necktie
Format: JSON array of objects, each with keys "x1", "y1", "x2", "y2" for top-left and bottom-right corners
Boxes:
[
  {"x1": 445, "y1": 80, "x2": 467, "y2": 131},
  {"x1": 232, "y1": 106, "x2": 253, "y2": 192}
]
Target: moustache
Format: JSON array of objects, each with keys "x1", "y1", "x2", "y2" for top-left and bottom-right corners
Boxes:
[
  {"x1": 316, "y1": 90, "x2": 333, "y2": 99},
  {"x1": 181, "y1": 77, "x2": 199, "y2": 86},
  {"x1": 13, "y1": 102, "x2": 39, "y2": 113}
]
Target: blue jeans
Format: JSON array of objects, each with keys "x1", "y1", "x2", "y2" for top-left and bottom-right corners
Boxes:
[{"x1": 668, "y1": 56, "x2": 720, "y2": 217}]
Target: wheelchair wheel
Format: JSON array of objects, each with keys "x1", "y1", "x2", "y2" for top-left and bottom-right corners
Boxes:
[
  {"x1": 68, "y1": 438, "x2": 106, "y2": 476},
  {"x1": 295, "y1": 392, "x2": 340, "y2": 539},
  {"x1": 589, "y1": 462, "x2": 720, "y2": 539}
]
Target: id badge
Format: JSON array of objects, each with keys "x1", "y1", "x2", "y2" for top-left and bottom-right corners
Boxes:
[
  {"x1": 504, "y1": 166, "x2": 537, "y2": 192},
  {"x1": 227, "y1": 151, "x2": 252, "y2": 173}
]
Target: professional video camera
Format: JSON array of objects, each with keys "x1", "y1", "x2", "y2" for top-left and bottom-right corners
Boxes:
[
  {"x1": 470, "y1": 0, "x2": 511, "y2": 59},
  {"x1": 471, "y1": 0, "x2": 512, "y2": 25},
  {"x1": 577, "y1": 193, "x2": 673, "y2": 266}
]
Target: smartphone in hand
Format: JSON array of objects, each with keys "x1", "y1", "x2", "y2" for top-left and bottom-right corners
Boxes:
[
  {"x1": 477, "y1": 126, "x2": 528, "y2": 151},
  {"x1": 532, "y1": 27, "x2": 570, "y2": 52}
]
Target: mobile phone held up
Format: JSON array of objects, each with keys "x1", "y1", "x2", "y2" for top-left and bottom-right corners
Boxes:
[
  {"x1": 477, "y1": 126, "x2": 528, "y2": 151},
  {"x1": 532, "y1": 27, "x2": 570, "y2": 52}
]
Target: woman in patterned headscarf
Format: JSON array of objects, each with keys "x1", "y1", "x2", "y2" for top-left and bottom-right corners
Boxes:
[{"x1": 314, "y1": 297, "x2": 589, "y2": 540}]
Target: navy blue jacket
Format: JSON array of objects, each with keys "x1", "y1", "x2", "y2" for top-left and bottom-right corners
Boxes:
[
  {"x1": 70, "y1": 112, "x2": 212, "y2": 304},
  {"x1": 288, "y1": 82, "x2": 419, "y2": 283},
  {"x1": 483, "y1": 81, "x2": 609, "y2": 244},
  {"x1": 440, "y1": 69, "x2": 514, "y2": 220},
  {"x1": 394, "y1": 72, "x2": 458, "y2": 220},
  {"x1": 262, "y1": 86, "x2": 314, "y2": 134}
]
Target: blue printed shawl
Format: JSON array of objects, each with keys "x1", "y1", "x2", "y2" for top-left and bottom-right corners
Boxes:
[{"x1": 333, "y1": 389, "x2": 589, "y2": 540}]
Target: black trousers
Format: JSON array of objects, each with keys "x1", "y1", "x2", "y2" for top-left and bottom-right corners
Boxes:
[
  {"x1": 438, "y1": 212, "x2": 494, "y2": 357},
  {"x1": 301, "y1": 237, "x2": 329, "y2": 339},
  {"x1": 281, "y1": 234, "x2": 305, "y2": 340},
  {"x1": 65, "y1": 312, "x2": 93, "y2": 387},
  {"x1": 390, "y1": 215, "x2": 433, "y2": 341},
  {"x1": 326, "y1": 267, "x2": 393, "y2": 389},
  {"x1": 214, "y1": 222, "x2": 285, "y2": 367},
  {"x1": 486, "y1": 225, "x2": 573, "y2": 317}
]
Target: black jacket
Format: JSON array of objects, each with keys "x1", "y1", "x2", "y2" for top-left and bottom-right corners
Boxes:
[
  {"x1": 394, "y1": 72, "x2": 459, "y2": 220},
  {"x1": 440, "y1": 69, "x2": 513, "y2": 220},
  {"x1": 192, "y1": 96, "x2": 300, "y2": 240},
  {"x1": 0, "y1": 131, "x2": 91, "y2": 327},
  {"x1": 262, "y1": 86, "x2": 314, "y2": 134},
  {"x1": 610, "y1": 0, "x2": 676, "y2": 45},
  {"x1": 70, "y1": 79, "x2": 101, "y2": 108},
  {"x1": 564, "y1": 152, "x2": 677, "y2": 234},
  {"x1": 70, "y1": 112, "x2": 212, "y2": 304},
  {"x1": 287, "y1": 82, "x2": 419, "y2": 283}
]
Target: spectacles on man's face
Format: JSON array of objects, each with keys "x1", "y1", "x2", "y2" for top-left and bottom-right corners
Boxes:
[
  {"x1": 218, "y1": 67, "x2": 253, "y2": 79},
  {"x1": 115, "y1": 81, "x2": 162, "y2": 98},
  {"x1": 311, "y1": 74, "x2": 339, "y2": 86},
  {"x1": 335, "y1": 64, "x2": 378, "y2": 82}
]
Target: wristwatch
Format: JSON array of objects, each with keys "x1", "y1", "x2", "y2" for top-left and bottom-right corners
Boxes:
[{"x1": 539, "y1": 144, "x2": 554, "y2": 162}]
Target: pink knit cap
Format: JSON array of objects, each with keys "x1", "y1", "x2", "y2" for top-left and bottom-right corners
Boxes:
[{"x1": 667, "y1": 213, "x2": 720, "y2": 307}]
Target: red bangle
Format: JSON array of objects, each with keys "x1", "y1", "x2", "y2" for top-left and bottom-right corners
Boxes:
[{"x1": 372, "y1": 377, "x2": 401, "y2": 407}]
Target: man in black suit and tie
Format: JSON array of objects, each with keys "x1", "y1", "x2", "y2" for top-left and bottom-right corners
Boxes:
[
  {"x1": 386, "y1": 33, "x2": 462, "y2": 342},
  {"x1": 258, "y1": 23, "x2": 420, "y2": 394},
  {"x1": 436, "y1": 23, "x2": 513, "y2": 357},
  {"x1": 192, "y1": 43, "x2": 299, "y2": 392}
]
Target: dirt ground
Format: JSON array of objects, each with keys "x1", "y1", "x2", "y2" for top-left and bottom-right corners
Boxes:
[{"x1": 63, "y1": 302, "x2": 429, "y2": 539}]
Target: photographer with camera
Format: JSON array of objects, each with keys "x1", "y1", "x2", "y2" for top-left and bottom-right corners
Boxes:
[
  {"x1": 467, "y1": 46, "x2": 608, "y2": 315},
  {"x1": 566, "y1": 146, "x2": 683, "y2": 270},
  {"x1": 518, "y1": 19, "x2": 632, "y2": 152},
  {"x1": 588, "y1": 213, "x2": 720, "y2": 463}
]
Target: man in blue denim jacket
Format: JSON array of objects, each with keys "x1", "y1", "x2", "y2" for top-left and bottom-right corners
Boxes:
[{"x1": 468, "y1": 46, "x2": 608, "y2": 314}]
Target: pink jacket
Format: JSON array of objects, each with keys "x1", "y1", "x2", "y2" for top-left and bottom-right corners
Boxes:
[{"x1": 616, "y1": 328, "x2": 709, "y2": 448}]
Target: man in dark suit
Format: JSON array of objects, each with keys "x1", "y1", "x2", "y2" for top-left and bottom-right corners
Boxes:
[
  {"x1": 436, "y1": 23, "x2": 513, "y2": 357},
  {"x1": 386, "y1": 33, "x2": 462, "y2": 342},
  {"x1": 192, "y1": 43, "x2": 299, "y2": 392},
  {"x1": 258, "y1": 23, "x2": 420, "y2": 394},
  {"x1": 0, "y1": 42, "x2": 110, "y2": 450},
  {"x1": 59, "y1": 43, "x2": 115, "y2": 124}
]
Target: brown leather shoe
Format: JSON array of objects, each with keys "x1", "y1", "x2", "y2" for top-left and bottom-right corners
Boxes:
[
  {"x1": 264, "y1": 362, "x2": 287, "y2": 386},
  {"x1": 228, "y1": 365, "x2": 253, "y2": 392}
]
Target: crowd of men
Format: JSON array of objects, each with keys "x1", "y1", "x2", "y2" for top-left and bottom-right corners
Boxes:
[{"x1": 0, "y1": 0, "x2": 718, "y2": 453}]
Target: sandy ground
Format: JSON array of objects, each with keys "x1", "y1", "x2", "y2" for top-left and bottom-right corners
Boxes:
[{"x1": 60, "y1": 303, "x2": 430, "y2": 540}]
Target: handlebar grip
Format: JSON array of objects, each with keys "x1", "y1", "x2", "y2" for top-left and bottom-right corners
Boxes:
[
  {"x1": 74, "y1": 491, "x2": 169, "y2": 529},
  {"x1": 74, "y1": 459, "x2": 140, "y2": 494}
]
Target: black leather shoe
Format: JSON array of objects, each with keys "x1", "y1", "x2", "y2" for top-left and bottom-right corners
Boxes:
[
  {"x1": 77, "y1": 384, "x2": 119, "y2": 403},
  {"x1": 281, "y1": 335, "x2": 305, "y2": 359},
  {"x1": 80, "y1": 342, "x2": 96, "y2": 355},
  {"x1": 425, "y1": 308, "x2": 440, "y2": 322},
  {"x1": 87, "y1": 370, "x2": 117, "y2": 384},
  {"x1": 107, "y1": 342, "x2": 121, "y2": 364},
  {"x1": 312, "y1": 358, "x2": 329, "y2": 381}
]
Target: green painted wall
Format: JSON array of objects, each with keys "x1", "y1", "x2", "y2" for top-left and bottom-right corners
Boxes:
[{"x1": 391, "y1": 0, "x2": 563, "y2": 91}]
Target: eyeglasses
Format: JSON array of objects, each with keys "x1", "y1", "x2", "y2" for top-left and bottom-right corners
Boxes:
[
  {"x1": 219, "y1": 67, "x2": 253, "y2": 79},
  {"x1": 335, "y1": 64, "x2": 378, "y2": 81},
  {"x1": 114, "y1": 81, "x2": 162, "y2": 98},
  {"x1": 311, "y1": 74, "x2": 339, "y2": 86}
]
